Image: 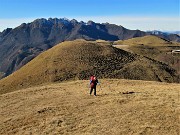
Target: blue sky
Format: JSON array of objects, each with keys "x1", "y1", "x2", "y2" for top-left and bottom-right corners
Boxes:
[{"x1": 0, "y1": 0, "x2": 179, "y2": 32}]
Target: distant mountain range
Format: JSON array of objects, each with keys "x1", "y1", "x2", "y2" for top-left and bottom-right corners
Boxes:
[
  {"x1": 170, "y1": 31, "x2": 180, "y2": 35},
  {"x1": 147, "y1": 30, "x2": 180, "y2": 41},
  {"x1": 147, "y1": 30, "x2": 180, "y2": 36},
  {"x1": 0, "y1": 18, "x2": 180, "y2": 78}
]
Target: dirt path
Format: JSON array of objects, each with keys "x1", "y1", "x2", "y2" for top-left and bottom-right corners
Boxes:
[{"x1": 0, "y1": 79, "x2": 179, "y2": 135}]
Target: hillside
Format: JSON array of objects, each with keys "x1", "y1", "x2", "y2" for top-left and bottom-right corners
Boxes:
[
  {"x1": 114, "y1": 35, "x2": 172, "y2": 45},
  {"x1": 0, "y1": 40, "x2": 178, "y2": 94},
  {"x1": 0, "y1": 18, "x2": 146, "y2": 78},
  {"x1": 0, "y1": 79, "x2": 179, "y2": 135},
  {"x1": 114, "y1": 35, "x2": 180, "y2": 74},
  {"x1": 0, "y1": 18, "x2": 180, "y2": 79}
]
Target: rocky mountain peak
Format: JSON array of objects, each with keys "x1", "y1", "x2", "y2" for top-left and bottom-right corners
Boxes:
[
  {"x1": 0, "y1": 18, "x2": 179, "y2": 79},
  {"x1": 0, "y1": 28, "x2": 12, "y2": 39},
  {"x1": 87, "y1": 20, "x2": 96, "y2": 26}
]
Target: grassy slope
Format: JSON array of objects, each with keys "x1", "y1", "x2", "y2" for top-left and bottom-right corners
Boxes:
[
  {"x1": 0, "y1": 79, "x2": 179, "y2": 135},
  {"x1": 114, "y1": 35, "x2": 180, "y2": 75},
  {"x1": 114, "y1": 35, "x2": 172, "y2": 45},
  {"x1": 0, "y1": 40, "x2": 178, "y2": 95},
  {"x1": 0, "y1": 40, "x2": 135, "y2": 94}
]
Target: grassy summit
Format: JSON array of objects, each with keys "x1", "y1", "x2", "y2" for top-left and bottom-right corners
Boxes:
[
  {"x1": 114, "y1": 35, "x2": 180, "y2": 75},
  {"x1": 114, "y1": 35, "x2": 172, "y2": 46},
  {"x1": 0, "y1": 40, "x2": 178, "y2": 94}
]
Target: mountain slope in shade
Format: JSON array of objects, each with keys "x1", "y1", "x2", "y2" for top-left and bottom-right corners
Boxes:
[{"x1": 0, "y1": 40, "x2": 178, "y2": 94}]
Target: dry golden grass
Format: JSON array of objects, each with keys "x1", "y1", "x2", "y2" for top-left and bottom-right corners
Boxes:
[
  {"x1": 0, "y1": 79, "x2": 179, "y2": 135},
  {"x1": 0, "y1": 40, "x2": 109, "y2": 93},
  {"x1": 113, "y1": 35, "x2": 180, "y2": 75},
  {"x1": 114, "y1": 35, "x2": 173, "y2": 46},
  {"x1": 0, "y1": 40, "x2": 178, "y2": 95}
]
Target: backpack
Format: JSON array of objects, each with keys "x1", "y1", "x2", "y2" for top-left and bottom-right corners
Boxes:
[
  {"x1": 90, "y1": 76, "x2": 95, "y2": 82},
  {"x1": 90, "y1": 76, "x2": 97, "y2": 88}
]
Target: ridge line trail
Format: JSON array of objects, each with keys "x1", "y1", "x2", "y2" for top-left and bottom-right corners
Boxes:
[{"x1": 0, "y1": 79, "x2": 179, "y2": 135}]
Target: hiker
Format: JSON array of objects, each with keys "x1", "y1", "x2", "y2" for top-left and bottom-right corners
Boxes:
[{"x1": 90, "y1": 75, "x2": 99, "y2": 96}]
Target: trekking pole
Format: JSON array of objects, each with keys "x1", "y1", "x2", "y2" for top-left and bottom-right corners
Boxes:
[
  {"x1": 88, "y1": 83, "x2": 91, "y2": 89},
  {"x1": 99, "y1": 83, "x2": 102, "y2": 91}
]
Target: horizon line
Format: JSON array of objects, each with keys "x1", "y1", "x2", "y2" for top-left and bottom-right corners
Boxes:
[{"x1": 0, "y1": 16, "x2": 180, "y2": 32}]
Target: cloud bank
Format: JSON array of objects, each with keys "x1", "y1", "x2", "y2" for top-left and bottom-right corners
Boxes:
[{"x1": 0, "y1": 16, "x2": 179, "y2": 32}]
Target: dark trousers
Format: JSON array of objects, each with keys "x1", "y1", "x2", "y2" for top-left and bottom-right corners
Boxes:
[{"x1": 90, "y1": 86, "x2": 96, "y2": 96}]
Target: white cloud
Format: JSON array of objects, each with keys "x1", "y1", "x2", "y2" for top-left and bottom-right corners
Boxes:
[
  {"x1": 0, "y1": 16, "x2": 179, "y2": 32},
  {"x1": 74, "y1": 16, "x2": 180, "y2": 31}
]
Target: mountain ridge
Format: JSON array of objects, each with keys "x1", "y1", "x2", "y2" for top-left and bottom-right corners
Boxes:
[
  {"x1": 0, "y1": 40, "x2": 178, "y2": 94},
  {"x1": 0, "y1": 18, "x2": 180, "y2": 79}
]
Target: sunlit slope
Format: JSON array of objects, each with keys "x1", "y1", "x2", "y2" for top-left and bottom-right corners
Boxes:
[
  {"x1": 114, "y1": 35, "x2": 172, "y2": 45},
  {"x1": 0, "y1": 79, "x2": 179, "y2": 135},
  {"x1": 0, "y1": 40, "x2": 178, "y2": 94},
  {"x1": 114, "y1": 35, "x2": 180, "y2": 75}
]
